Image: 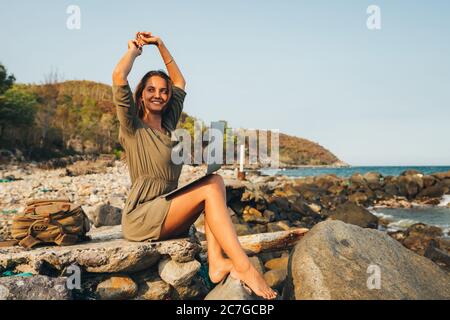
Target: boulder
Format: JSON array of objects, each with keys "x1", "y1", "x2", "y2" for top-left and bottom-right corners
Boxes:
[
  {"x1": 172, "y1": 275, "x2": 209, "y2": 300},
  {"x1": 243, "y1": 206, "x2": 269, "y2": 224},
  {"x1": 233, "y1": 223, "x2": 252, "y2": 236},
  {"x1": 158, "y1": 258, "x2": 201, "y2": 287},
  {"x1": 416, "y1": 183, "x2": 448, "y2": 199},
  {"x1": 264, "y1": 256, "x2": 289, "y2": 271},
  {"x1": 402, "y1": 223, "x2": 443, "y2": 255},
  {"x1": 363, "y1": 172, "x2": 382, "y2": 190},
  {"x1": 263, "y1": 269, "x2": 287, "y2": 292},
  {"x1": 348, "y1": 192, "x2": 369, "y2": 205},
  {"x1": 283, "y1": 220, "x2": 450, "y2": 300},
  {"x1": 432, "y1": 170, "x2": 450, "y2": 180},
  {"x1": 0, "y1": 275, "x2": 72, "y2": 300},
  {"x1": 96, "y1": 276, "x2": 138, "y2": 300},
  {"x1": 266, "y1": 221, "x2": 291, "y2": 232},
  {"x1": 134, "y1": 270, "x2": 171, "y2": 300},
  {"x1": 92, "y1": 204, "x2": 122, "y2": 227},
  {"x1": 0, "y1": 225, "x2": 200, "y2": 274},
  {"x1": 204, "y1": 274, "x2": 256, "y2": 300},
  {"x1": 324, "y1": 202, "x2": 378, "y2": 229}
]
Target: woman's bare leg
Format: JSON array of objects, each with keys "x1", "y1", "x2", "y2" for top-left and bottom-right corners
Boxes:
[
  {"x1": 204, "y1": 219, "x2": 233, "y2": 283},
  {"x1": 159, "y1": 195, "x2": 231, "y2": 283},
  {"x1": 159, "y1": 174, "x2": 277, "y2": 299}
]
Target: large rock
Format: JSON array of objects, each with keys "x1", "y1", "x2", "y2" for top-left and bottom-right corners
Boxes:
[
  {"x1": 416, "y1": 183, "x2": 448, "y2": 199},
  {"x1": 283, "y1": 220, "x2": 450, "y2": 300},
  {"x1": 402, "y1": 223, "x2": 443, "y2": 255},
  {"x1": 0, "y1": 275, "x2": 72, "y2": 300},
  {"x1": 204, "y1": 274, "x2": 256, "y2": 300},
  {"x1": 0, "y1": 225, "x2": 200, "y2": 274},
  {"x1": 134, "y1": 270, "x2": 172, "y2": 300},
  {"x1": 158, "y1": 258, "x2": 201, "y2": 287},
  {"x1": 96, "y1": 276, "x2": 138, "y2": 300},
  {"x1": 324, "y1": 202, "x2": 378, "y2": 229},
  {"x1": 92, "y1": 204, "x2": 122, "y2": 227},
  {"x1": 363, "y1": 172, "x2": 383, "y2": 190},
  {"x1": 263, "y1": 269, "x2": 287, "y2": 292}
]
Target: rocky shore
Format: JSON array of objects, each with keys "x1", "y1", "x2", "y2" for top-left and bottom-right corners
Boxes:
[{"x1": 1, "y1": 159, "x2": 449, "y2": 300}]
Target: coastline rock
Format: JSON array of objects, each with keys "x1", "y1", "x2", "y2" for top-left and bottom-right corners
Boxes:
[
  {"x1": 263, "y1": 269, "x2": 287, "y2": 292},
  {"x1": 283, "y1": 220, "x2": 450, "y2": 300},
  {"x1": 243, "y1": 206, "x2": 269, "y2": 224},
  {"x1": 324, "y1": 202, "x2": 378, "y2": 229},
  {"x1": 416, "y1": 183, "x2": 448, "y2": 199},
  {"x1": 401, "y1": 223, "x2": 443, "y2": 255},
  {"x1": 136, "y1": 278, "x2": 171, "y2": 300},
  {"x1": 0, "y1": 226, "x2": 200, "y2": 274},
  {"x1": 96, "y1": 276, "x2": 138, "y2": 300},
  {"x1": 0, "y1": 275, "x2": 72, "y2": 300},
  {"x1": 264, "y1": 256, "x2": 289, "y2": 271},
  {"x1": 363, "y1": 172, "x2": 383, "y2": 190},
  {"x1": 172, "y1": 275, "x2": 209, "y2": 300},
  {"x1": 204, "y1": 275, "x2": 256, "y2": 300},
  {"x1": 158, "y1": 258, "x2": 201, "y2": 287},
  {"x1": 92, "y1": 204, "x2": 122, "y2": 227}
]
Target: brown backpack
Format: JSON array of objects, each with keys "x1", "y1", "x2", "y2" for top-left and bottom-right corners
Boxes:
[{"x1": 5, "y1": 199, "x2": 91, "y2": 249}]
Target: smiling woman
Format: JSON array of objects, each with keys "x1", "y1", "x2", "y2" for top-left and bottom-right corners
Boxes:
[{"x1": 111, "y1": 31, "x2": 277, "y2": 300}]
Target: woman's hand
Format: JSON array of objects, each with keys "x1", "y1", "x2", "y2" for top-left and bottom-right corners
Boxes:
[
  {"x1": 136, "y1": 31, "x2": 162, "y2": 47},
  {"x1": 127, "y1": 40, "x2": 143, "y2": 57}
]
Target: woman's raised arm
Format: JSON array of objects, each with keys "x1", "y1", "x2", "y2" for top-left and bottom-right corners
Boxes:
[
  {"x1": 137, "y1": 32, "x2": 186, "y2": 90},
  {"x1": 112, "y1": 40, "x2": 142, "y2": 86}
]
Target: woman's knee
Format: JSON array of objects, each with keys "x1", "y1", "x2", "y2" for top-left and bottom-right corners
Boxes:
[{"x1": 202, "y1": 174, "x2": 226, "y2": 198}]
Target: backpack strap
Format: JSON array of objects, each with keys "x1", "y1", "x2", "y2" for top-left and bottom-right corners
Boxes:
[
  {"x1": 54, "y1": 233, "x2": 79, "y2": 246},
  {"x1": 0, "y1": 240, "x2": 19, "y2": 248},
  {"x1": 18, "y1": 235, "x2": 41, "y2": 249}
]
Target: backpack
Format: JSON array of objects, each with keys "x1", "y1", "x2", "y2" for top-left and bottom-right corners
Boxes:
[{"x1": 4, "y1": 199, "x2": 91, "y2": 249}]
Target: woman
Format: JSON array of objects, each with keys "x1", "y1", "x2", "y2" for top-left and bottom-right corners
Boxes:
[{"x1": 112, "y1": 32, "x2": 277, "y2": 300}]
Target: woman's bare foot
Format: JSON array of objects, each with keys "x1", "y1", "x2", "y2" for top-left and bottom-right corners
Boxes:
[
  {"x1": 229, "y1": 263, "x2": 278, "y2": 300},
  {"x1": 208, "y1": 258, "x2": 233, "y2": 284}
]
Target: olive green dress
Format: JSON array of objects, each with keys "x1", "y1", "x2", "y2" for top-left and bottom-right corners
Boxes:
[{"x1": 112, "y1": 83, "x2": 186, "y2": 241}]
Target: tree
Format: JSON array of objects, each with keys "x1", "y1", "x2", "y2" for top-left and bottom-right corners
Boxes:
[
  {"x1": 0, "y1": 63, "x2": 15, "y2": 95},
  {"x1": 0, "y1": 85, "x2": 37, "y2": 140}
]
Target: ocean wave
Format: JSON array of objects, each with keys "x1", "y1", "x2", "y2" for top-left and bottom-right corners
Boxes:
[
  {"x1": 370, "y1": 210, "x2": 394, "y2": 221},
  {"x1": 438, "y1": 195, "x2": 450, "y2": 207},
  {"x1": 386, "y1": 219, "x2": 419, "y2": 231}
]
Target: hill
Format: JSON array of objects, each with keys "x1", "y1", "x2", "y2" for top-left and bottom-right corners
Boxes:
[{"x1": 0, "y1": 80, "x2": 344, "y2": 166}]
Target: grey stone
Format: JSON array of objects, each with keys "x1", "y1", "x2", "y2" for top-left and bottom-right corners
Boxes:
[
  {"x1": 283, "y1": 220, "x2": 450, "y2": 300},
  {"x1": 0, "y1": 225, "x2": 200, "y2": 274},
  {"x1": 0, "y1": 275, "x2": 72, "y2": 300},
  {"x1": 324, "y1": 202, "x2": 378, "y2": 229},
  {"x1": 93, "y1": 204, "x2": 122, "y2": 227},
  {"x1": 204, "y1": 274, "x2": 257, "y2": 300},
  {"x1": 96, "y1": 276, "x2": 138, "y2": 300},
  {"x1": 158, "y1": 258, "x2": 201, "y2": 287}
]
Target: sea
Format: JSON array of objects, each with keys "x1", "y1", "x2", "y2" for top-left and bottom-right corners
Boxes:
[{"x1": 261, "y1": 166, "x2": 450, "y2": 236}]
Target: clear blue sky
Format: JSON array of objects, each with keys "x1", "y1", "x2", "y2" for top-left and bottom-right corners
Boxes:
[{"x1": 1, "y1": 0, "x2": 449, "y2": 166}]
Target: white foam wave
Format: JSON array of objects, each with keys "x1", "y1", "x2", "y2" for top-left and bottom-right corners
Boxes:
[
  {"x1": 386, "y1": 219, "x2": 419, "y2": 231},
  {"x1": 438, "y1": 195, "x2": 450, "y2": 207},
  {"x1": 370, "y1": 209, "x2": 394, "y2": 221}
]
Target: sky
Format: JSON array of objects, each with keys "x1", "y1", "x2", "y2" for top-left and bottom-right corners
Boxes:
[{"x1": 0, "y1": 0, "x2": 449, "y2": 166}]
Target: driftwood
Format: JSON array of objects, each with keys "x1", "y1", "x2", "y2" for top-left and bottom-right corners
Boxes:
[{"x1": 201, "y1": 228, "x2": 309, "y2": 255}]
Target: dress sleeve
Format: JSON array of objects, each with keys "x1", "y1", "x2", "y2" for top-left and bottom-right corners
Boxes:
[
  {"x1": 112, "y1": 83, "x2": 138, "y2": 137},
  {"x1": 163, "y1": 86, "x2": 187, "y2": 131}
]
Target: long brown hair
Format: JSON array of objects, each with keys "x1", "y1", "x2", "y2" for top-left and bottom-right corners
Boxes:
[{"x1": 133, "y1": 70, "x2": 173, "y2": 119}]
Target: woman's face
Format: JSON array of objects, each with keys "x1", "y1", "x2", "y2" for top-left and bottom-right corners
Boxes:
[{"x1": 142, "y1": 76, "x2": 170, "y2": 113}]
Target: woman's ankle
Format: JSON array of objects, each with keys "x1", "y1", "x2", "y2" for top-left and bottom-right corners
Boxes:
[{"x1": 232, "y1": 258, "x2": 251, "y2": 273}]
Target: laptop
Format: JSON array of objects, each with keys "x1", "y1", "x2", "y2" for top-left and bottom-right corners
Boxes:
[{"x1": 163, "y1": 121, "x2": 225, "y2": 200}]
